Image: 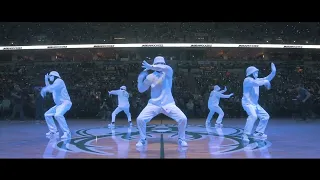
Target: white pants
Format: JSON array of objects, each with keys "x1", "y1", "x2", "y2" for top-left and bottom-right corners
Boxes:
[
  {"x1": 242, "y1": 102, "x2": 270, "y2": 135},
  {"x1": 112, "y1": 107, "x2": 131, "y2": 122},
  {"x1": 206, "y1": 105, "x2": 224, "y2": 124},
  {"x1": 136, "y1": 103, "x2": 187, "y2": 140},
  {"x1": 45, "y1": 101, "x2": 72, "y2": 133}
]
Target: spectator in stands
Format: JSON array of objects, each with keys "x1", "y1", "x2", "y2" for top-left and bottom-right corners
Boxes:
[
  {"x1": 289, "y1": 84, "x2": 312, "y2": 121},
  {"x1": 97, "y1": 99, "x2": 111, "y2": 121},
  {"x1": 10, "y1": 84, "x2": 24, "y2": 121},
  {"x1": 34, "y1": 87, "x2": 44, "y2": 123},
  {"x1": 0, "y1": 94, "x2": 11, "y2": 120},
  {"x1": 186, "y1": 99, "x2": 194, "y2": 118}
]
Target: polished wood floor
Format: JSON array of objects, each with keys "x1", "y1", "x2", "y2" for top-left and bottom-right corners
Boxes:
[{"x1": 0, "y1": 118, "x2": 319, "y2": 158}]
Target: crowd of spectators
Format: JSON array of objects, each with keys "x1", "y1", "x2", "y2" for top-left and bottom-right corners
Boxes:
[
  {"x1": 1, "y1": 57, "x2": 319, "y2": 121},
  {"x1": 0, "y1": 22, "x2": 319, "y2": 46}
]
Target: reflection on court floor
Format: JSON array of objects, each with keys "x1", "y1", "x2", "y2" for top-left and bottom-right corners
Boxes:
[
  {"x1": 46, "y1": 124, "x2": 272, "y2": 158},
  {"x1": 0, "y1": 119, "x2": 319, "y2": 158}
]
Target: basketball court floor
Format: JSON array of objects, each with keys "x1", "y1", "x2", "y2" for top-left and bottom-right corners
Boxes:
[{"x1": 0, "y1": 118, "x2": 319, "y2": 158}]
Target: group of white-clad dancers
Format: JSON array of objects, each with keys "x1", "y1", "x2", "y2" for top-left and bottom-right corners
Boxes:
[{"x1": 41, "y1": 56, "x2": 276, "y2": 147}]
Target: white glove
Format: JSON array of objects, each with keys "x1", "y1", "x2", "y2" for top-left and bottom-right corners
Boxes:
[{"x1": 142, "y1": 60, "x2": 152, "y2": 71}]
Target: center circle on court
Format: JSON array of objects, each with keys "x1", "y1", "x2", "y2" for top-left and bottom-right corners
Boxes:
[{"x1": 54, "y1": 124, "x2": 271, "y2": 156}]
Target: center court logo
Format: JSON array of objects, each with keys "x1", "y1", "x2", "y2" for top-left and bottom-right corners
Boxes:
[{"x1": 55, "y1": 124, "x2": 271, "y2": 156}]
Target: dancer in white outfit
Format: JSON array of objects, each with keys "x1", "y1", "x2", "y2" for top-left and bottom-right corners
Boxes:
[
  {"x1": 136, "y1": 56, "x2": 188, "y2": 147},
  {"x1": 241, "y1": 63, "x2": 276, "y2": 141},
  {"x1": 108, "y1": 86, "x2": 132, "y2": 128},
  {"x1": 205, "y1": 85, "x2": 233, "y2": 128},
  {"x1": 41, "y1": 71, "x2": 72, "y2": 139}
]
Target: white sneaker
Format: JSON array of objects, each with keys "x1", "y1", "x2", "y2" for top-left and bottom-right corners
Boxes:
[
  {"x1": 46, "y1": 131, "x2": 59, "y2": 136},
  {"x1": 205, "y1": 121, "x2": 211, "y2": 127},
  {"x1": 136, "y1": 139, "x2": 147, "y2": 147},
  {"x1": 215, "y1": 123, "x2": 223, "y2": 128},
  {"x1": 129, "y1": 122, "x2": 133, "y2": 127},
  {"x1": 61, "y1": 132, "x2": 71, "y2": 139},
  {"x1": 108, "y1": 123, "x2": 115, "y2": 129},
  {"x1": 253, "y1": 132, "x2": 267, "y2": 139},
  {"x1": 242, "y1": 134, "x2": 249, "y2": 142},
  {"x1": 178, "y1": 138, "x2": 188, "y2": 147}
]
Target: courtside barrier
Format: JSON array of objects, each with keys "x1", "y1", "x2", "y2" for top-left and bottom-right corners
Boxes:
[{"x1": 0, "y1": 43, "x2": 318, "y2": 50}]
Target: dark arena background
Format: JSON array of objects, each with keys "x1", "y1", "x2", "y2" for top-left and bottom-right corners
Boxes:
[{"x1": 1, "y1": 22, "x2": 320, "y2": 159}]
